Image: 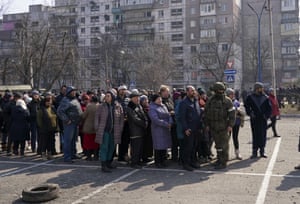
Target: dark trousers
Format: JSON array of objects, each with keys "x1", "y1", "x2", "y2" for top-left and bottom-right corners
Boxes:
[
  {"x1": 171, "y1": 125, "x2": 179, "y2": 160},
  {"x1": 154, "y1": 149, "x2": 167, "y2": 164},
  {"x1": 30, "y1": 121, "x2": 38, "y2": 152},
  {"x1": 251, "y1": 118, "x2": 267, "y2": 155},
  {"x1": 13, "y1": 140, "x2": 25, "y2": 154},
  {"x1": 40, "y1": 131, "x2": 55, "y2": 154},
  {"x1": 267, "y1": 116, "x2": 278, "y2": 136},
  {"x1": 118, "y1": 122, "x2": 130, "y2": 161},
  {"x1": 130, "y1": 137, "x2": 143, "y2": 164},
  {"x1": 183, "y1": 132, "x2": 197, "y2": 165},
  {"x1": 232, "y1": 125, "x2": 240, "y2": 150}
]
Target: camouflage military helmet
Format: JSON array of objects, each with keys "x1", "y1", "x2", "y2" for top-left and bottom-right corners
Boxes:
[{"x1": 213, "y1": 82, "x2": 226, "y2": 92}]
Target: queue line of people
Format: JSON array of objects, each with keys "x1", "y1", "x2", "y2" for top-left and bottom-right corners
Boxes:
[{"x1": 0, "y1": 81, "x2": 286, "y2": 172}]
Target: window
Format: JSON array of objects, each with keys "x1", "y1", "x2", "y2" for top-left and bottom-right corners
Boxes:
[
  {"x1": 200, "y1": 29, "x2": 216, "y2": 38},
  {"x1": 158, "y1": 23, "x2": 164, "y2": 30},
  {"x1": 81, "y1": 7, "x2": 85, "y2": 12},
  {"x1": 70, "y1": 7, "x2": 76, "y2": 13},
  {"x1": 91, "y1": 5, "x2": 100, "y2": 12},
  {"x1": 80, "y1": 17, "x2": 85, "y2": 24},
  {"x1": 200, "y1": 17, "x2": 216, "y2": 25},
  {"x1": 69, "y1": 18, "x2": 76, "y2": 25},
  {"x1": 145, "y1": 11, "x2": 152, "y2": 17},
  {"x1": 200, "y1": 44, "x2": 212, "y2": 52},
  {"x1": 282, "y1": 46, "x2": 296, "y2": 54},
  {"x1": 104, "y1": 15, "x2": 110, "y2": 21},
  {"x1": 190, "y1": 20, "x2": 196, "y2": 27},
  {"x1": 172, "y1": 47, "x2": 184, "y2": 54},
  {"x1": 171, "y1": 21, "x2": 183, "y2": 29},
  {"x1": 200, "y1": 3, "x2": 216, "y2": 15},
  {"x1": 31, "y1": 21, "x2": 39, "y2": 27},
  {"x1": 220, "y1": 3, "x2": 227, "y2": 11},
  {"x1": 81, "y1": 28, "x2": 85, "y2": 34},
  {"x1": 105, "y1": 4, "x2": 110, "y2": 10},
  {"x1": 284, "y1": 23, "x2": 295, "y2": 31},
  {"x1": 105, "y1": 26, "x2": 111, "y2": 32},
  {"x1": 171, "y1": 8, "x2": 182, "y2": 16},
  {"x1": 282, "y1": 0, "x2": 296, "y2": 11},
  {"x1": 91, "y1": 16, "x2": 99, "y2": 23},
  {"x1": 222, "y1": 44, "x2": 228, "y2": 51},
  {"x1": 174, "y1": 59, "x2": 184, "y2": 67},
  {"x1": 158, "y1": 10, "x2": 164, "y2": 18},
  {"x1": 171, "y1": 34, "x2": 183, "y2": 41},
  {"x1": 171, "y1": 0, "x2": 182, "y2": 3},
  {"x1": 190, "y1": 33, "x2": 195, "y2": 40},
  {"x1": 191, "y1": 8, "x2": 196, "y2": 15},
  {"x1": 91, "y1": 38, "x2": 100, "y2": 44},
  {"x1": 191, "y1": 46, "x2": 197, "y2": 53},
  {"x1": 91, "y1": 27, "x2": 100, "y2": 33},
  {"x1": 219, "y1": 17, "x2": 228, "y2": 24}
]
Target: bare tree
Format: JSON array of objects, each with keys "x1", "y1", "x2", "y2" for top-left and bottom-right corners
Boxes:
[
  {"x1": 131, "y1": 42, "x2": 175, "y2": 90},
  {"x1": 0, "y1": 0, "x2": 9, "y2": 16}
]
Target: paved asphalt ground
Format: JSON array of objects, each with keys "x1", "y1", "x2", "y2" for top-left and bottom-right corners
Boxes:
[{"x1": 0, "y1": 117, "x2": 300, "y2": 204}]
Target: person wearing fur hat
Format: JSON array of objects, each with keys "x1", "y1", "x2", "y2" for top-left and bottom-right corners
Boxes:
[
  {"x1": 95, "y1": 90, "x2": 124, "y2": 172},
  {"x1": 127, "y1": 90, "x2": 148, "y2": 168},
  {"x1": 245, "y1": 82, "x2": 272, "y2": 159}
]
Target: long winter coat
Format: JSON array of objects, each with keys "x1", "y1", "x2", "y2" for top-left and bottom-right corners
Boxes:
[
  {"x1": 10, "y1": 102, "x2": 30, "y2": 141},
  {"x1": 82, "y1": 102, "x2": 99, "y2": 134},
  {"x1": 127, "y1": 101, "x2": 148, "y2": 139},
  {"x1": 94, "y1": 101, "x2": 124, "y2": 145},
  {"x1": 148, "y1": 102, "x2": 172, "y2": 150}
]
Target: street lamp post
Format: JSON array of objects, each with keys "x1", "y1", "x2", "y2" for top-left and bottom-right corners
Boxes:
[{"x1": 248, "y1": 0, "x2": 267, "y2": 82}]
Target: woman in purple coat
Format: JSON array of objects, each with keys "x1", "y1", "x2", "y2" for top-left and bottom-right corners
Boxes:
[{"x1": 149, "y1": 94, "x2": 172, "y2": 168}]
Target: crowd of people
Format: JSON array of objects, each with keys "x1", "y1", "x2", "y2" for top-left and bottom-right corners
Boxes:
[{"x1": 0, "y1": 81, "x2": 296, "y2": 172}]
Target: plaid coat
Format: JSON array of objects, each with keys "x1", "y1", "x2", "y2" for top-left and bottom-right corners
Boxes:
[{"x1": 94, "y1": 101, "x2": 124, "y2": 145}]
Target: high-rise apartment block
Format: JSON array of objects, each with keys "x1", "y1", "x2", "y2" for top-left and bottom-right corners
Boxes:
[{"x1": 0, "y1": 0, "x2": 299, "y2": 91}]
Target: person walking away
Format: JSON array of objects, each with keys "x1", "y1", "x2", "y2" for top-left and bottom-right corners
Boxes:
[
  {"x1": 204, "y1": 82, "x2": 236, "y2": 169},
  {"x1": 95, "y1": 90, "x2": 124, "y2": 172},
  {"x1": 82, "y1": 95, "x2": 99, "y2": 161},
  {"x1": 179, "y1": 86, "x2": 202, "y2": 171},
  {"x1": 226, "y1": 88, "x2": 245, "y2": 160},
  {"x1": 37, "y1": 94, "x2": 58, "y2": 160},
  {"x1": 149, "y1": 94, "x2": 172, "y2": 168},
  {"x1": 57, "y1": 86, "x2": 83, "y2": 163},
  {"x1": 267, "y1": 88, "x2": 280, "y2": 137},
  {"x1": 10, "y1": 98, "x2": 30, "y2": 156},
  {"x1": 244, "y1": 82, "x2": 272, "y2": 159},
  {"x1": 127, "y1": 90, "x2": 148, "y2": 169}
]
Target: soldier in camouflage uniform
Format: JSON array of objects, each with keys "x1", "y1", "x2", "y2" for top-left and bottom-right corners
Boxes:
[{"x1": 204, "y1": 82, "x2": 236, "y2": 169}]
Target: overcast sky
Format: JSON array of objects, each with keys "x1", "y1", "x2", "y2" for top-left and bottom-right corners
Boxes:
[{"x1": 5, "y1": 0, "x2": 54, "y2": 14}]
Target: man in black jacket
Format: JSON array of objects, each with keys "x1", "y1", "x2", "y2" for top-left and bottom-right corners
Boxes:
[{"x1": 127, "y1": 90, "x2": 148, "y2": 168}]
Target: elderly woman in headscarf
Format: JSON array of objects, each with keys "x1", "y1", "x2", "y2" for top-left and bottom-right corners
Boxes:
[
  {"x1": 95, "y1": 89, "x2": 124, "y2": 172},
  {"x1": 10, "y1": 97, "x2": 30, "y2": 156}
]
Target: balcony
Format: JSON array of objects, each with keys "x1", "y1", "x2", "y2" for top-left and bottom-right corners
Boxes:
[
  {"x1": 126, "y1": 28, "x2": 154, "y2": 35},
  {"x1": 112, "y1": 8, "x2": 121, "y2": 14},
  {"x1": 120, "y1": 3, "x2": 154, "y2": 11},
  {"x1": 123, "y1": 16, "x2": 155, "y2": 23}
]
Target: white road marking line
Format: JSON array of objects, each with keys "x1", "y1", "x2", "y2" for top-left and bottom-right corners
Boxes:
[
  {"x1": 0, "y1": 160, "x2": 53, "y2": 177},
  {"x1": 71, "y1": 169, "x2": 140, "y2": 204},
  {"x1": 256, "y1": 137, "x2": 282, "y2": 204}
]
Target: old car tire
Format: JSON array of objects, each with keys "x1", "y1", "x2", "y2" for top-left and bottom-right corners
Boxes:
[{"x1": 22, "y1": 183, "x2": 59, "y2": 203}]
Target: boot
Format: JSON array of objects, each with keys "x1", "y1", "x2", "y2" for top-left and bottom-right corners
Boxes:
[
  {"x1": 86, "y1": 150, "x2": 92, "y2": 161},
  {"x1": 47, "y1": 152, "x2": 54, "y2": 160},
  {"x1": 41, "y1": 152, "x2": 47, "y2": 160},
  {"x1": 93, "y1": 149, "x2": 99, "y2": 161},
  {"x1": 101, "y1": 161, "x2": 112, "y2": 173},
  {"x1": 235, "y1": 149, "x2": 243, "y2": 160},
  {"x1": 107, "y1": 160, "x2": 117, "y2": 169},
  {"x1": 1, "y1": 143, "x2": 7, "y2": 152}
]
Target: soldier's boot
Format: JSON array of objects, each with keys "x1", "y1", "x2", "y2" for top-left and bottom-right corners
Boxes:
[{"x1": 235, "y1": 149, "x2": 243, "y2": 160}]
